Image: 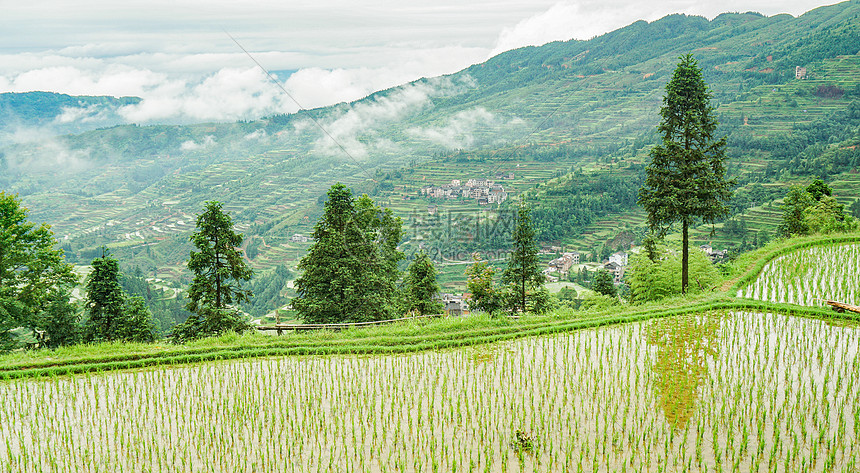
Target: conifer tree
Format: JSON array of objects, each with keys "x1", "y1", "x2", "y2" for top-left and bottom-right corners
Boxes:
[
  {"x1": 120, "y1": 296, "x2": 156, "y2": 343},
  {"x1": 39, "y1": 291, "x2": 81, "y2": 348},
  {"x1": 592, "y1": 269, "x2": 617, "y2": 298},
  {"x1": 405, "y1": 251, "x2": 443, "y2": 316},
  {"x1": 502, "y1": 201, "x2": 544, "y2": 313},
  {"x1": 638, "y1": 54, "x2": 733, "y2": 294},
  {"x1": 175, "y1": 201, "x2": 252, "y2": 340},
  {"x1": 186, "y1": 201, "x2": 253, "y2": 312},
  {"x1": 84, "y1": 252, "x2": 126, "y2": 342},
  {"x1": 293, "y1": 183, "x2": 403, "y2": 324}
]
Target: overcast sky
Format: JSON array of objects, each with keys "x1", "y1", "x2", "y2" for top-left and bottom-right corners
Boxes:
[{"x1": 0, "y1": 0, "x2": 840, "y2": 123}]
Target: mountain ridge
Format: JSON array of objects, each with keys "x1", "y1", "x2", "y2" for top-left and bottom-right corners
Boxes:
[{"x1": 1, "y1": 1, "x2": 859, "y2": 301}]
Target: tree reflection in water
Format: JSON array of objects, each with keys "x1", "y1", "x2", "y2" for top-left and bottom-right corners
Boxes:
[{"x1": 647, "y1": 313, "x2": 721, "y2": 429}]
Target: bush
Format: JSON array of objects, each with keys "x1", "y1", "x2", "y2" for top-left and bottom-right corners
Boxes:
[{"x1": 627, "y1": 247, "x2": 720, "y2": 303}]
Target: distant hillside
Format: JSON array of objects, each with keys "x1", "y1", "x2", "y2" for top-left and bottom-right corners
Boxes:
[
  {"x1": 0, "y1": 91, "x2": 140, "y2": 139},
  {"x1": 2, "y1": 1, "x2": 860, "y2": 303}
]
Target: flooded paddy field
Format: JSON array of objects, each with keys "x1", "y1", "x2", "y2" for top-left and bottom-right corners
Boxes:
[
  {"x1": 740, "y1": 243, "x2": 860, "y2": 307},
  {"x1": 2, "y1": 311, "x2": 858, "y2": 472}
]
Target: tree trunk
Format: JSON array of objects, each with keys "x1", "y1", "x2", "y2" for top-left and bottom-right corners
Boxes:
[
  {"x1": 681, "y1": 218, "x2": 689, "y2": 295},
  {"x1": 521, "y1": 275, "x2": 526, "y2": 314},
  {"x1": 214, "y1": 234, "x2": 221, "y2": 309}
]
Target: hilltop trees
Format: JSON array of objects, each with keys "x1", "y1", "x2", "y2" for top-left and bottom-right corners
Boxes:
[
  {"x1": 638, "y1": 54, "x2": 733, "y2": 295},
  {"x1": 173, "y1": 201, "x2": 253, "y2": 340},
  {"x1": 0, "y1": 192, "x2": 77, "y2": 350},
  {"x1": 293, "y1": 183, "x2": 403, "y2": 324}
]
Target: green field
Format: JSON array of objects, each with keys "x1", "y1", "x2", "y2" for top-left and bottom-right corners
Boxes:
[{"x1": 3, "y1": 235, "x2": 860, "y2": 471}]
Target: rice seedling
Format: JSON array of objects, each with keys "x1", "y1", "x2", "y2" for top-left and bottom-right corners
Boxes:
[
  {"x1": 0, "y1": 310, "x2": 857, "y2": 472},
  {"x1": 740, "y1": 243, "x2": 860, "y2": 307}
]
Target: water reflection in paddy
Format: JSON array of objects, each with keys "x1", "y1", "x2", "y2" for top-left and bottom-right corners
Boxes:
[{"x1": 1, "y1": 311, "x2": 858, "y2": 472}]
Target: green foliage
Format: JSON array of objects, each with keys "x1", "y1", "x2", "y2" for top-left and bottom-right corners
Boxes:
[
  {"x1": 293, "y1": 184, "x2": 404, "y2": 324},
  {"x1": 119, "y1": 296, "x2": 157, "y2": 343},
  {"x1": 803, "y1": 195, "x2": 857, "y2": 235},
  {"x1": 579, "y1": 293, "x2": 619, "y2": 311},
  {"x1": 84, "y1": 254, "x2": 157, "y2": 343},
  {"x1": 0, "y1": 192, "x2": 77, "y2": 350},
  {"x1": 502, "y1": 202, "x2": 544, "y2": 313},
  {"x1": 806, "y1": 179, "x2": 832, "y2": 201},
  {"x1": 526, "y1": 173, "x2": 640, "y2": 241},
  {"x1": 186, "y1": 201, "x2": 253, "y2": 313},
  {"x1": 776, "y1": 183, "x2": 855, "y2": 238},
  {"x1": 527, "y1": 286, "x2": 556, "y2": 315},
  {"x1": 777, "y1": 185, "x2": 816, "y2": 238},
  {"x1": 627, "y1": 247, "x2": 721, "y2": 303},
  {"x1": 170, "y1": 305, "x2": 250, "y2": 343},
  {"x1": 241, "y1": 265, "x2": 293, "y2": 318},
  {"x1": 849, "y1": 199, "x2": 860, "y2": 219},
  {"x1": 119, "y1": 267, "x2": 190, "y2": 337},
  {"x1": 38, "y1": 291, "x2": 81, "y2": 348},
  {"x1": 466, "y1": 253, "x2": 502, "y2": 315},
  {"x1": 592, "y1": 270, "x2": 617, "y2": 297},
  {"x1": 638, "y1": 54, "x2": 732, "y2": 294},
  {"x1": 404, "y1": 252, "x2": 443, "y2": 316},
  {"x1": 556, "y1": 286, "x2": 578, "y2": 301},
  {"x1": 84, "y1": 254, "x2": 126, "y2": 342}
]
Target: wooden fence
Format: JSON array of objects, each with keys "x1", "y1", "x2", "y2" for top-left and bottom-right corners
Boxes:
[{"x1": 255, "y1": 314, "x2": 443, "y2": 335}]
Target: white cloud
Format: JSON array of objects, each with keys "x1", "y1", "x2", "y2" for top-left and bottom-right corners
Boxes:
[
  {"x1": 313, "y1": 77, "x2": 473, "y2": 158},
  {"x1": 180, "y1": 135, "x2": 216, "y2": 151},
  {"x1": 3, "y1": 127, "x2": 91, "y2": 173},
  {"x1": 244, "y1": 129, "x2": 267, "y2": 140},
  {"x1": 490, "y1": 3, "x2": 584, "y2": 57},
  {"x1": 55, "y1": 104, "x2": 112, "y2": 124},
  {"x1": 407, "y1": 107, "x2": 523, "y2": 150}
]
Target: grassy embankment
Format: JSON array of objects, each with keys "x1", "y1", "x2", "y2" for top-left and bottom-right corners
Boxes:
[{"x1": 2, "y1": 232, "x2": 859, "y2": 380}]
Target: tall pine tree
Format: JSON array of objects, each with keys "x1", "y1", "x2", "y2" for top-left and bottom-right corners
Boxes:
[
  {"x1": 186, "y1": 201, "x2": 253, "y2": 312},
  {"x1": 84, "y1": 252, "x2": 126, "y2": 342},
  {"x1": 175, "y1": 201, "x2": 252, "y2": 340},
  {"x1": 638, "y1": 54, "x2": 733, "y2": 294},
  {"x1": 502, "y1": 201, "x2": 543, "y2": 313},
  {"x1": 293, "y1": 184, "x2": 403, "y2": 324}
]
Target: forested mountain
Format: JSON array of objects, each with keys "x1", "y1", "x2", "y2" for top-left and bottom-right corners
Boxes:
[
  {"x1": 2, "y1": 1, "x2": 860, "y2": 303},
  {"x1": 0, "y1": 92, "x2": 140, "y2": 139}
]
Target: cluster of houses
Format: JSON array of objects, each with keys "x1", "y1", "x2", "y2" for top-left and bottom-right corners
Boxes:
[
  {"x1": 543, "y1": 250, "x2": 628, "y2": 284},
  {"x1": 420, "y1": 178, "x2": 509, "y2": 205}
]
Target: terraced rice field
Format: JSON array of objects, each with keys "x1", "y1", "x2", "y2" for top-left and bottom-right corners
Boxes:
[
  {"x1": 740, "y1": 243, "x2": 860, "y2": 307},
  {"x1": 2, "y1": 310, "x2": 858, "y2": 472}
]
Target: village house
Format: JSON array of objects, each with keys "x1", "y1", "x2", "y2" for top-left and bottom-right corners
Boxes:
[
  {"x1": 548, "y1": 251, "x2": 580, "y2": 274},
  {"x1": 795, "y1": 66, "x2": 807, "y2": 79},
  {"x1": 438, "y1": 293, "x2": 469, "y2": 316},
  {"x1": 421, "y1": 177, "x2": 508, "y2": 205},
  {"x1": 291, "y1": 233, "x2": 309, "y2": 243},
  {"x1": 604, "y1": 261, "x2": 624, "y2": 284},
  {"x1": 609, "y1": 251, "x2": 628, "y2": 267},
  {"x1": 700, "y1": 244, "x2": 728, "y2": 262}
]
